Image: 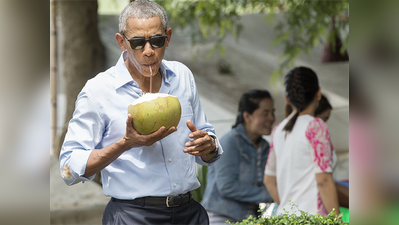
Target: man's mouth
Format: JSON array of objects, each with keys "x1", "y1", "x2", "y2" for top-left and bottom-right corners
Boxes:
[{"x1": 143, "y1": 62, "x2": 155, "y2": 67}]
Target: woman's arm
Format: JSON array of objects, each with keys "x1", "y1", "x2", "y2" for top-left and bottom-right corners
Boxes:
[
  {"x1": 316, "y1": 173, "x2": 340, "y2": 216},
  {"x1": 336, "y1": 182, "x2": 349, "y2": 208},
  {"x1": 263, "y1": 174, "x2": 280, "y2": 205},
  {"x1": 306, "y1": 118, "x2": 339, "y2": 216}
]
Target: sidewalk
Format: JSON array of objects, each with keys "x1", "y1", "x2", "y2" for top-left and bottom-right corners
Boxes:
[{"x1": 50, "y1": 157, "x2": 110, "y2": 224}]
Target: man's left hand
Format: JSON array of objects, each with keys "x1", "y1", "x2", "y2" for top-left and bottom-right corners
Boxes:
[{"x1": 184, "y1": 120, "x2": 216, "y2": 156}]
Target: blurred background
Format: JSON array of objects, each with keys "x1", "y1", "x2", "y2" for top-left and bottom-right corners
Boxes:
[{"x1": 2, "y1": 0, "x2": 399, "y2": 224}]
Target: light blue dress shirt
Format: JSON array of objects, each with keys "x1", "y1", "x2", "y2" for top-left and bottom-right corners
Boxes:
[{"x1": 60, "y1": 51, "x2": 223, "y2": 200}]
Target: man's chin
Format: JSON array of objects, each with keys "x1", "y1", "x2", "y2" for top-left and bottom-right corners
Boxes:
[
  {"x1": 140, "y1": 73, "x2": 152, "y2": 78},
  {"x1": 138, "y1": 68, "x2": 152, "y2": 77}
]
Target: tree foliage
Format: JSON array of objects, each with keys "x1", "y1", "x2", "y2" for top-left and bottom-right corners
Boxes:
[{"x1": 155, "y1": 0, "x2": 349, "y2": 79}]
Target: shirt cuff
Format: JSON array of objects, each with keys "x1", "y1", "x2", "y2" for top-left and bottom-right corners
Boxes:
[{"x1": 63, "y1": 149, "x2": 96, "y2": 185}]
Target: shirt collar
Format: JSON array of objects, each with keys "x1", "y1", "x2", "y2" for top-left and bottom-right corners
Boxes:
[
  {"x1": 236, "y1": 123, "x2": 253, "y2": 145},
  {"x1": 114, "y1": 51, "x2": 176, "y2": 90},
  {"x1": 159, "y1": 60, "x2": 176, "y2": 85},
  {"x1": 114, "y1": 51, "x2": 134, "y2": 90}
]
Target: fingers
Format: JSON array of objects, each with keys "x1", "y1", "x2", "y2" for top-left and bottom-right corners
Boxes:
[
  {"x1": 184, "y1": 134, "x2": 214, "y2": 156},
  {"x1": 185, "y1": 120, "x2": 215, "y2": 155},
  {"x1": 144, "y1": 126, "x2": 177, "y2": 146},
  {"x1": 159, "y1": 126, "x2": 177, "y2": 139},
  {"x1": 126, "y1": 114, "x2": 139, "y2": 135},
  {"x1": 189, "y1": 130, "x2": 207, "y2": 139},
  {"x1": 147, "y1": 126, "x2": 166, "y2": 138},
  {"x1": 146, "y1": 126, "x2": 177, "y2": 140},
  {"x1": 186, "y1": 120, "x2": 207, "y2": 139},
  {"x1": 124, "y1": 113, "x2": 177, "y2": 147},
  {"x1": 186, "y1": 120, "x2": 198, "y2": 133},
  {"x1": 186, "y1": 134, "x2": 211, "y2": 147},
  {"x1": 126, "y1": 114, "x2": 133, "y2": 127},
  {"x1": 183, "y1": 144, "x2": 204, "y2": 154},
  {"x1": 183, "y1": 142, "x2": 213, "y2": 156}
]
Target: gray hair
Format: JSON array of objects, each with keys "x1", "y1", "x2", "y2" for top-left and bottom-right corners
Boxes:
[{"x1": 119, "y1": 0, "x2": 168, "y2": 34}]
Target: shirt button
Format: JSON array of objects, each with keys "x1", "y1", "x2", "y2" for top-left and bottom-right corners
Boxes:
[
  {"x1": 169, "y1": 158, "x2": 172, "y2": 162},
  {"x1": 174, "y1": 183, "x2": 177, "y2": 187}
]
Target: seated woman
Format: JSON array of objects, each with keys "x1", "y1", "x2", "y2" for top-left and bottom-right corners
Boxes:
[{"x1": 201, "y1": 89, "x2": 275, "y2": 224}]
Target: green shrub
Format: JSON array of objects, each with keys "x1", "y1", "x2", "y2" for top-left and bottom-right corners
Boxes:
[
  {"x1": 192, "y1": 165, "x2": 208, "y2": 202},
  {"x1": 228, "y1": 201, "x2": 348, "y2": 225}
]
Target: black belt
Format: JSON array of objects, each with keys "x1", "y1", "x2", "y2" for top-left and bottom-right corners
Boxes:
[{"x1": 112, "y1": 192, "x2": 192, "y2": 208}]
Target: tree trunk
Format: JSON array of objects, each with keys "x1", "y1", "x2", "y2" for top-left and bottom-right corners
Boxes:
[{"x1": 57, "y1": 0, "x2": 105, "y2": 185}]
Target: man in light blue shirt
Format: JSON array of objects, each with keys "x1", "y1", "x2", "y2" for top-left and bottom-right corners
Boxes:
[{"x1": 59, "y1": 1, "x2": 222, "y2": 224}]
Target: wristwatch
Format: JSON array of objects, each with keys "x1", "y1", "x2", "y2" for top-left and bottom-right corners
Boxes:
[{"x1": 207, "y1": 135, "x2": 219, "y2": 156}]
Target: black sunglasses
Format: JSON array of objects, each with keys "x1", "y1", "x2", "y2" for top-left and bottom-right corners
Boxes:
[{"x1": 121, "y1": 33, "x2": 168, "y2": 50}]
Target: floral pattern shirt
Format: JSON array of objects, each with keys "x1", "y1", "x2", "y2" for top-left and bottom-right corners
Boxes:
[{"x1": 265, "y1": 115, "x2": 333, "y2": 216}]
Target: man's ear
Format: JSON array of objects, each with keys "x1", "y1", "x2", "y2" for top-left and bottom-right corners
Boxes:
[
  {"x1": 115, "y1": 33, "x2": 126, "y2": 51},
  {"x1": 165, "y1": 28, "x2": 172, "y2": 47}
]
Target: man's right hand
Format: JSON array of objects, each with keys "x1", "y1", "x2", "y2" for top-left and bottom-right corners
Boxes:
[
  {"x1": 84, "y1": 114, "x2": 176, "y2": 178},
  {"x1": 121, "y1": 114, "x2": 177, "y2": 149}
]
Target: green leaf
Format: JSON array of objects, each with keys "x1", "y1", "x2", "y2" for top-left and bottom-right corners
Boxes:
[
  {"x1": 263, "y1": 12, "x2": 276, "y2": 25},
  {"x1": 162, "y1": 0, "x2": 348, "y2": 91}
]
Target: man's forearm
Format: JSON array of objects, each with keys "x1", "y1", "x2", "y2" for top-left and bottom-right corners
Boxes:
[
  {"x1": 83, "y1": 138, "x2": 130, "y2": 177},
  {"x1": 316, "y1": 173, "x2": 340, "y2": 216}
]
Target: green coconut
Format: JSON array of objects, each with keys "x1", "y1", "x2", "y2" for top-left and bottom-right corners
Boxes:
[{"x1": 128, "y1": 93, "x2": 182, "y2": 135}]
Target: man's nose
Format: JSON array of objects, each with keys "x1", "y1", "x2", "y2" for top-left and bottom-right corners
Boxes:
[{"x1": 142, "y1": 41, "x2": 154, "y2": 56}]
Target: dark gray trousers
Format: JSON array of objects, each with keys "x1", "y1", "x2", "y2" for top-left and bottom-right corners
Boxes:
[{"x1": 102, "y1": 197, "x2": 209, "y2": 225}]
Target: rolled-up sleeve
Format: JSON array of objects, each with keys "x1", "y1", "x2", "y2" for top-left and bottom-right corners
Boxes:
[{"x1": 59, "y1": 89, "x2": 104, "y2": 185}]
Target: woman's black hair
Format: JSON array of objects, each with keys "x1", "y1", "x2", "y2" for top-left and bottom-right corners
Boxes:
[
  {"x1": 315, "y1": 94, "x2": 333, "y2": 116},
  {"x1": 283, "y1": 66, "x2": 319, "y2": 132},
  {"x1": 287, "y1": 94, "x2": 332, "y2": 118},
  {"x1": 285, "y1": 103, "x2": 293, "y2": 118},
  {"x1": 232, "y1": 89, "x2": 272, "y2": 128}
]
